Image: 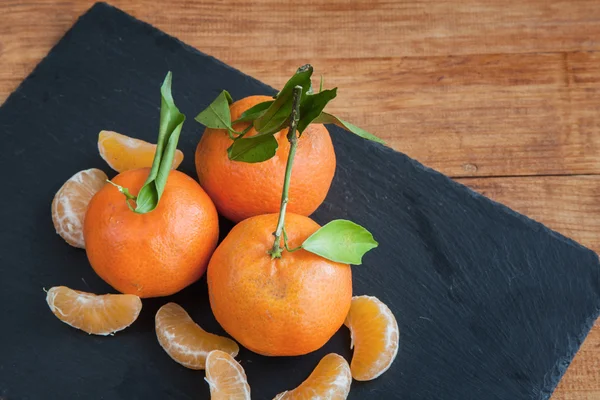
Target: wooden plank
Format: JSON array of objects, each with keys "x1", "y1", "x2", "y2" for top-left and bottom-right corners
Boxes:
[
  {"x1": 252, "y1": 52, "x2": 600, "y2": 177},
  {"x1": 2, "y1": 2, "x2": 600, "y2": 177},
  {"x1": 458, "y1": 175, "x2": 600, "y2": 399}
]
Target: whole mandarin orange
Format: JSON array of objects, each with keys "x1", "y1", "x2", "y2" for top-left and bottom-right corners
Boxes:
[
  {"x1": 84, "y1": 168, "x2": 219, "y2": 298},
  {"x1": 207, "y1": 213, "x2": 352, "y2": 356},
  {"x1": 195, "y1": 95, "x2": 336, "y2": 223}
]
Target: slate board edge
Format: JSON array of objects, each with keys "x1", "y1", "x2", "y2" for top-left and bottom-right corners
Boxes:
[{"x1": 1, "y1": 2, "x2": 598, "y2": 398}]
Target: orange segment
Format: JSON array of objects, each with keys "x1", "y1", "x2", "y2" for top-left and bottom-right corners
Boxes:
[
  {"x1": 98, "y1": 130, "x2": 184, "y2": 172},
  {"x1": 45, "y1": 286, "x2": 142, "y2": 335},
  {"x1": 51, "y1": 168, "x2": 107, "y2": 248},
  {"x1": 155, "y1": 303, "x2": 239, "y2": 370},
  {"x1": 273, "y1": 353, "x2": 351, "y2": 400},
  {"x1": 344, "y1": 295, "x2": 399, "y2": 381},
  {"x1": 205, "y1": 350, "x2": 251, "y2": 400}
]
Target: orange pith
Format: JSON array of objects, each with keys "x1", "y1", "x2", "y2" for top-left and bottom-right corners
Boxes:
[
  {"x1": 204, "y1": 350, "x2": 251, "y2": 400},
  {"x1": 155, "y1": 302, "x2": 239, "y2": 370},
  {"x1": 273, "y1": 353, "x2": 351, "y2": 399},
  {"x1": 98, "y1": 130, "x2": 184, "y2": 173},
  {"x1": 45, "y1": 286, "x2": 142, "y2": 335},
  {"x1": 344, "y1": 295, "x2": 399, "y2": 381},
  {"x1": 207, "y1": 213, "x2": 352, "y2": 356},
  {"x1": 51, "y1": 168, "x2": 107, "y2": 248},
  {"x1": 195, "y1": 95, "x2": 336, "y2": 222}
]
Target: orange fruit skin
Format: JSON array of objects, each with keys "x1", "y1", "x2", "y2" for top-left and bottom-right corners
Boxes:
[
  {"x1": 195, "y1": 95, "x2": 336, "y2": 223},
  {"x1": 207, "y1": 213, "x2": 352, "y2": 356},
  {"x1": 84, "y1": 168, "x2": 219, "y2": 298}
]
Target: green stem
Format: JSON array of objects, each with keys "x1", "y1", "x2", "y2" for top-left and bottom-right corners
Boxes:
[
  {"x1": 282, "y1": 227, "x2": 302, "y2": 252},
  {"x1": 268, "y1": 85, "x2": 303, "y2": 259}
]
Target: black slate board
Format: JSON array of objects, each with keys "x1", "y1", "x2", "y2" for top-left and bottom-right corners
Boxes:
[{"x1": 1, "y1": 3, "x2": 599, "y2": 399}]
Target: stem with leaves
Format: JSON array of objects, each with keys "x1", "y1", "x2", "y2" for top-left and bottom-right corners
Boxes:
[{"x1": 269, "y1": 85, "x2": 303, "y2": 259}]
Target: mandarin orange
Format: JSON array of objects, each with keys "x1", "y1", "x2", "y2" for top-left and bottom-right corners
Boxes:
[
  {"x1": 46, "y1": 286, "x2": 142, "y2": 335},
  {"x1": 83, "y1": 168, "x2": 219, "y2": 298},
  {"x1": 273, "y1": 353, "x2": 351, "y2": 399},
  {"x1": 98, "y1": 130, "x2": 184, "y2": 173},
  {"x1": 155, "y1": 302, "x2": 239, "y2": 370},
  {"x1": 207, "y1": 213, "x2": 352, "y2": 356},
  {"x1": 344, "y1": 295, "x2": 399, "y2": 381},
  {"x1": 195, "y1": 95, "x2": 336, "y2": 223},
  {"x1": 51, "y1": 168, "x2": 107, "y2": 248}
]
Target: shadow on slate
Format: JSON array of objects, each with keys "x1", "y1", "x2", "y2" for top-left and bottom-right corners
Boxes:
[{"x1": 0, "y1": 2, "x2": 599, "y2": 399}]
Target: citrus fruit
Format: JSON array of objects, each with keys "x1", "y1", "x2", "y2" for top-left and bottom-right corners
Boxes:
[
  {"x1": 45, "y1": 286, "x2": 142, "y2": 335},
  {"x1": 207, "y1": 213, "x2": 352, "y2": 356},
  {"x1": 344, "y1": 295, "x2": 399, "y2": 380},
  {"x1": 51, "y1": 168, "x2": 107, "y2": 249},
  {"x1": 195, "y1": 95, "x2": 336, "y2": 223},
  {"x1": 155, "y1": 302, "x2": 239, "y2": 369},
  {"x1": 84, "y1": 168, "x2": 219, "y2": 298},
  {"x1": 273, "y1": 353, "x2": 351, "y2": 399},
  {"x1": 205, "y1": 350, "x2": 251, "y2": 400},
  {"x1": 98, "y1": 130, "x2": 184, "y2": 173}
]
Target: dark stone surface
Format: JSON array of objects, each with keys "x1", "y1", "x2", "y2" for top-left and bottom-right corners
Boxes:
[{"x1": 0, "y1": 3, "x2": 599, "y2": 399}]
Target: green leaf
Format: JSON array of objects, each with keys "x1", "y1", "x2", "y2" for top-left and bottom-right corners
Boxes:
[
  {"x1": 301, "y1": 220, "x2": 378, "y2": 265},
  {"x1": 297, "y1": 88, "x2": 337, "y2": 134},
  {"x1": 233, "y1": 100, "x2": 273, "y2": 123},
  {"x1": 195, "y1": 90, "x2": 233, "y2": 130},
  {"x1": 313, "y1": 112, "x2": 385, "y2": 144},
  {"x1": 134, "y1": 72, "x2": 186, "y2": 214},
  {"x1": 253, "y1": 65, "x2": 314, "y2": 134},
  {"x1": 227, "y1": 134, "x2": 278, "y2": 163}
]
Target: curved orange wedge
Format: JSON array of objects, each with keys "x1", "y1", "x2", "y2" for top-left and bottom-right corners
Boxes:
[
  {"x1": 98, "y1": 130, "x2": 184, "y2": 172},
  {"x1": 273, "y1": 353, "x2": 351, "y2": 400},
  {"x1": 205, "y1": 350, "x2": 251, "y2": 400},
  {"x1": 46, "y1": 286, "x2": 142, "y2": 335},
  {"x1": 344, "y1": 295, "x2": 399, "y2": 381},
  {"x1": 51, "y1": 168, "x2": 107, "y2": 248},
  {"x1": 155, "y1": 303, "x2": 239, "y2": 370}
]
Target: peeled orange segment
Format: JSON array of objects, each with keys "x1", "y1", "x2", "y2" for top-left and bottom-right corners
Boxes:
[
  {"x1": 273, "y1": 353, "x2": 351, "y2": 400},
  {"x1": 98, "y1": 130, "x2": 184, "y2": 173},
  {"x1": 46, "y1": 286, "x2": 142, "y2": 335},
  {"x1": 344, "y1": 295, "x2": 399, "y2": 381},
  {"x1": 155, "y1": 303, "x2": 239, "y2": 370},
  {"x1": 205, "y1": 350, "x2": 251, "y2": 400},
  {"x1": 51, "y1": 168, "x2": 107, "y2": 248}
]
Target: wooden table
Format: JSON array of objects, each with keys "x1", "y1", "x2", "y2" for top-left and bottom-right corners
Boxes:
[{"x1": 2, "y1": 1, "x2": 598, "y2": 398}]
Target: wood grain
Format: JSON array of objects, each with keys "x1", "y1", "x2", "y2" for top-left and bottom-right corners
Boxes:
[{"x1": 1, "y1": 1, "x2": 599, "y2": 398}]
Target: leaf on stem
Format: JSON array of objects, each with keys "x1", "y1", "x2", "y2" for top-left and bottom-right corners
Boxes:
[
  {"x1": 313, "y1": 112, "x2": 385, "y2": 144},
  {"x1": 234, "y1": 100, "x2": 273, "y2": 123},
  {"x1": 253, "y1": 65, "x2": 314, "y2": 135},
  {"x1": 297, "y1": 88, "x2": 337, "y2": 134},
  {"x1": 134, "y1": 72, "x2": 186, "y2": 214},
  {"x1": 227, "y1": 134, "x2": 278, "y2": 163},
  {"x1": 195, "y1": 90, "x2": 234, "y2": 130},
  {"x1": 301, "y1": 220, "x2": 378, "y2": 265}
]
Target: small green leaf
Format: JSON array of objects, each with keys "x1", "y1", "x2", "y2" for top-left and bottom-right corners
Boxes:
[
  {"x1": 313, "y1": 112, "x2": 385, "y2": 144},
  {"x1": 297, "y1": 88, "x2": 337, "y2": 134},
  {"x1": 234, "y1": 100, "x2": 273, "y2": 123},
  {"x1": 254, "y1": 65, "x2": 313, "y2": 134},
  {"x1": 227, "y1": 134, "x2": 278, "y2": 163},
  {"x1": 134, "y1": 72, "x2": 186, "y2": 214},
  {"x1": 301, "y1": 220, "x2": 378, "y2": 265},
  {"x1": 195, "y1": 90, "x2": 234, "y2": 130}
]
